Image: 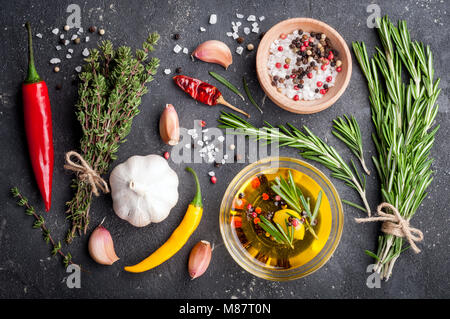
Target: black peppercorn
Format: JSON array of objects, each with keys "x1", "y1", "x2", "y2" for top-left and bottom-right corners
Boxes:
[
  {"x1": 315, "y1": 88, "x2": 319, "y2": 93},
  {"x1": 238, "y1": 192, "x2": 245, "y2": 199},
  {"x1": 89, "y1": 26, "x2": 96, "y2": 33},
  {"x1": 298, "y1": 29, "x2": 303, "y2": 35},
  {"x1": 299, "y1": 84, "x2": 304, "y2": 89},
  {"x1": 236, "y1": 37, "x2": 244, "y2": 44},
  {"x1": 273, "y1": 75, "x2": 279, "y2": 81},
  {"x1": 175, "y1": 67, "x2": 182, "y2": 73},
  {"x1": 323, "y1": 84, "x2": 329, "y2": 89},
  {"x1": 310, "y1": 32, "x2": 316, "y2": 37},
  {"x1": 331, "y1": 61, "x2": 336, "y2": 67},
  {"x1": 310, "y1": 61, "x2": 316, "y2": 67},
  {"x1": 173, "y1": 33, "x2": 181, "y2": 40},
  {"x1": 55, "y1": 84, "x2": 62, "y2": 90}
]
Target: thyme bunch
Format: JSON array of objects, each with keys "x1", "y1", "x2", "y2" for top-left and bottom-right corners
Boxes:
[
  {"x1": 11, "y1": 187, "x2": 74, "y2": 268},
  {"x1": 353, "y1": 16, "x2": 440, "y2": 280},
  {"x1": 66, "y1": 33, "x2": 160, "y2": 242}
]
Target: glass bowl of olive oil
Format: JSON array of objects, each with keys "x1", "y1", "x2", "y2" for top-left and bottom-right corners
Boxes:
[{"x1": 219, "y1": 157, "x2": 343, "y2": 281}]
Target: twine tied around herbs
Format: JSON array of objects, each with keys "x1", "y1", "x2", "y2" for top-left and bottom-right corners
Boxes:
[
  {"x1": 64, "y1": 151, "x2": 109, "y2": 196},
  {"x1": 355, "y1": 202, "x2": 424, "y2": 253}
]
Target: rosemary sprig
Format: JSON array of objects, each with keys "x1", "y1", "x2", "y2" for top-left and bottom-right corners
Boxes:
[
  {"x1": 243, "y1": 76, "x2": 263, "y2": 114},
  {"x1": 353, "y1": 16, "x2": 440, "y2": 280},
  {"x1": 11, "y1": 187, "x2": 75, "y2": 268},
  {"x1": 209, "y1": 71, "x2": 245, "y2": 101},
  {"x1": 332, "y1": 115, "x2": 370, "y2": 175},
  {"x1": 218, "y1": 111, "x2": 371, "y2": 215},
  {"x1": 271, "y1": 171, "x2": 321, "y2": 240},
  {"x1": 66, "y1": 33, "x2": 160, "y2": 242}
]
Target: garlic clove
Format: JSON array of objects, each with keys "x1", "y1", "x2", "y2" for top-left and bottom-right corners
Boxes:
[
  {"x1": 88, "y1": 223, "x2": 120, "y2": 265},
  {"x1": 188, "y1": 240, "x2": 212, "y2": 279},
  {"x1": 192, "y1": 40, "x2": 232, "y2": 69},
  {"x1": 159, "y1": 104, "x2": 180, "y2": 146}
]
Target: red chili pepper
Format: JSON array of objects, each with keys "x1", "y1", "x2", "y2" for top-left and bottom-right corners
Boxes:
[
  {"x1": 22, "y1": 23, "x2": 54, "y2": 211},
  {"x1": 173, "y1": 75, "x2": 249, "y2": 118}
]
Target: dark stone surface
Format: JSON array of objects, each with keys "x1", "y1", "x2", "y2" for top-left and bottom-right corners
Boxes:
[{"x1": 0, "y1": 0, "x2": 448, "y2": 298}]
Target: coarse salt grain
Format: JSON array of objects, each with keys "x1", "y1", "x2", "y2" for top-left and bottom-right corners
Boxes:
[
  {"x1": 60, "y1": 34, "x2": 64, "y2": 39},
  {"x1": 66, "y1": 54, "x2": 72, "y2": 59},
  {"x1": 64, "y1": 40, "x2": 69, "y2": 45},
  {"x1": 252, "y1": 22, "x2": 258, "y2": 28},
  {"x1": 52, "y1": 28, "x2": 59, "y2": 35},
  {"x1": 247, "y1": 15, "x2": 256, "y2": 22},
  {"x1": 82, "y1": 48, "x2": 90, "y2": 57},
  {"x1": 236, "y1": 22, "x2": 242, "y2": 27},
  {"x1": 68, "y1": 48, "x2": 74, "y2": 53},
  {"x1": 50, "y1": 58, "x2": 61, "y2": 64},
  {"x1": 200, "y1": 27, "x2": 206, "y2": 32},
  {"x1": 85, "y1": 36, "x2": 90, "y2": 42},
  {"x1": 36, "y1": 33, "x2": 42, "y2": 38},
  {"x1": 208, "y1": 171, "x2": 215, "y2": 177},
  {"x1": 259, "y1": 16, "x2": 265, "y2": 21},
  {"x1": 71, "y1": 34, "x2": 78, "y2": 41},
  {"x1": 252, "y1": 27, "x2": 259, "y2": 33},
  {"x1": 243, "y1": 27, "x2": 250, "y2": 35},
  {"x1": 173, "y1": 44, "x2": 182, "y2": 53},
  {"x1": 226, "y1": 32, "x2": 233, "y2": 37},
  {"x1": 232, "y1": 33, "x2": 239, "y2": 40},
  {"x1": 236, "y1": 13, "x2": 244, "y2": 19},
  {"x1": 209, "y1": 14, "x2": 217, "y2": 24},
  {"x1": 182, "y1": 47, "x2": 188, "y2": 54},
  {"x1": 217, "y1": 136, "x2": 225, "y2": 142},
  {"x1": 56, "y1": 45, "x2": 62, "y2": 51},
  {"x1": 232, "y1": 26, "x2": 239, "y2": 32},
  {"x1": 75, "y1": 66, "x2": 82, "y2": 73},
  {"x1": 185, "y1": 144, "x2": 191, "y2": 149},
  {"x1": 164, "y1": 68, "x2": 171, "y2": 75},
  {"x1": 236, "y1": 46, "x2": 243, "y2": 55}
]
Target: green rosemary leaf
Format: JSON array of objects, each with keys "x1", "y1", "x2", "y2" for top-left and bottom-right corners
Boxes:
[
  {"x1": 311, "y1": 191, "x2": 323, "y2": 223},
  {"x1": 258, "y1": 216, "x2": 284, "y2": 243},
  {"x1": 209, "y1": 71, "x2": 245, "y2": 101},
  {"x1": 275, "y1": 222, "x2": 293, "y2": 248},
  {"x1": 342, "y1": 199, "x2": 368, "y2": 212},
  {"x1": 243, "y1": 76, "x2": 263, "y2": 113}
]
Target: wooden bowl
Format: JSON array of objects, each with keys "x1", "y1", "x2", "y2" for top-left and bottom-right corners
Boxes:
[{"x1": 256, "y1": 18, "x2": 352, "y2": 114}]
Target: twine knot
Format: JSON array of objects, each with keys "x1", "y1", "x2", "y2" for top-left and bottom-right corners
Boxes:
[
  {"x1": 355, "y1": 202, "x2": 424, "y2": 253},
  {"x1": 64, "y1": 151, "x2": 109, "y2": 196}
]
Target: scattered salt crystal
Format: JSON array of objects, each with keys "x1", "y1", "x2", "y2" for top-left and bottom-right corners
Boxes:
[
  {"x1": 252, "y1": 27, "x2": 259, "y2": 33},
  {"x1": 231, "y1": 21, "x2": 236, "y2": 27},
  {"x1": 188, "y1": 129, "x2": 196, "y2": 135},
  {"x1": 182, "y1": 47, "x2": 188, "y2": 54},
  {"x1": 247, "y1": 15, "x2": 256, "y2": 22},
  {"x1": 197, "y1": 140, "x2": 204, "y2": 146},
  {"x1": 208, "y1": 171, "x2": 215, "y2": 177},
  {"x1": 243, "y1": 27, "x2": 250, "y2": 35},
  {"x1": 52, "y1": 28, "x2": 59, "y2": 35},
  {"x1": 252, "y1": 22, "x2": 259, "y2": 28},
  {"x1": 221, "y1": 159, "x2": 226, "y2": 165},
  {"x1": 203, "y1": 135, "x2": 209, "y2": 141},
  {"x1": 232, "y1": 33, "x2": 239, "y2": 40},
  {"x1": 202, "y1": 129, "x2": 209, "y2": 133},
  {"x1": 77, "y1": 27, "x2": 83, "y2": 34},
  {"x1": 68, "y1": 48, "x2": 74, "y2": 53},
  {"x1": 218, "y1": 136, "x2": 225, "y2": 142},
  {"x1": 259, "y1": 16, "x2": 265, "y2": 21},
  {"x1": 85, "y1": 36, "x2": 90, "y2": 42},
  {"x1": 164, "y1": 68, "x2": 171, "y2": 75},
  {"x1": 50, "y1": 58, "x2": 61, "y2": 64},
  {"x1": 66, "y1": 54, "x2": 72, "y2": 59},
  {"x1": 226, "y1": 32, "x2": 233, "y2": 37},
  {"x1": 200, "y1": 27, "x2": 206, "y2": 32},
  {"x1": 173, "y1": 44, "x2": 182, "y2": 53},
  {"x1": 232, "y1": 26, "x2": 239, "y2": 32},
  {"x1": 209, "y1": 14, "x2": 217, "y2": 24},
  {"x1": 236, "y1": 46, "x2": 243, "y2": 55},
  {"x1": 236, "y1": 13, "x2": 244, "y2": 19},
  {"x1": 60, "y1": 34, "x2": 64, "y2": 39},
  {"x1": 223, "y1": 154, "x2": 229, "y2": 160},
  {"x1": 82, "y1": 48, "x2": 90, "y2": 57},
  {"x1": 236, "y1": 22, "x2": 242, "y2": 27},
  {"x1": 56, "y1": 45, "x2": 62, "y2": 51},
  {"x1": 36, "y1": 33, "x2": 42, "y2": 38},
  {"x1": 75, "y1": 66, "x2": 82, "y2": 73},
  {"x1": 71, "y1": 34, "x2": 78, "y2": 41},
  {"x1": 64, "y1": 40, "x2": 70, "y2": 45},
  {"x1": 185, "y1": 144, "x2": 191, "y2": 149}
]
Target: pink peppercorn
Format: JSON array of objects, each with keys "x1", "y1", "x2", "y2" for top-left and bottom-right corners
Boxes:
[
  {"x1": 294, "y1": 85, "x2": 299, "y2": 90},
  {"x1": 307, "y1": 72, "x2": 313, "y2": 79},
  {"x1": 275, "y1": 195, "x2": 281, "y2": 201},
  {"x1": 290, "y1": 74, "x2": 296, "y2": 79},
  {"x1": 320, "y1": 89, "x2": 326, "y2": 94},
  {"x1": 293, "y1": 95, "x2": 299, "y2": 101},
  {"x1": 303, "y1": 41, "x2": 309, "y2": 47},
  {"x1": 300, "y1": 46, "x2": 306, "y2": 52},
  {"x1": 328, "y1": 52, "x2": 334, "y2": 60},
  {"x1": 292, "y1": 219, "x2": 299, "y2": 227},
  {"x1": 275, "y1": 62, "x2": 282, "y2": 68},
  {"x1": 336, "y1": 67, "x2": 342, "y2": 72},
  {"x1": 278, "y1": 46, "x2": 283, "y2": 51},
  {"x1": 317, "y1": 81, "x2": 323, "y2": 87},
  {"x1": 321, "y1": 65, "x2": 327, "y2": 71},
  {"x1": 251, "y1": 212, "x2": 257, "y2": 218},
  {"x1": 210, "y1": 176, "x2": 217, "y2": 184},
  {"x1": 309, "y1": 37, "x2": 315, "y2": 43},
  {"x1": 247, "y1": 203, "x2": 253, "y2": 211},
  {"x1": 283, "y1": 64, "x2": 289, "y2": 69},
  {"x1": 326, "y1": 76, "x2": 332, "y2": 82},
  {"x1": 163, "y1": 151, "x2": 170, "y2": 160},
  {"x1": 280, "y1": 33, "x2": 287, "y2": 39}
]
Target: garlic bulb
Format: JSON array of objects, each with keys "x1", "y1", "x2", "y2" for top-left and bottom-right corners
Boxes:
[
  {"x1": 109, "y1": 155, "x2": 179, "y2": 227},
  {"x1": 192, "y1": 40, "x2": 232, "y2": 69},
  {"x1": 88, "y1": 222, "x2": 120, "y2": 265}
]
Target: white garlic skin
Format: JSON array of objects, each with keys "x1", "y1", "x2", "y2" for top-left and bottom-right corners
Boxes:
[{"x1": 109, "y1": 155, "x2": 179, "y2": 227}]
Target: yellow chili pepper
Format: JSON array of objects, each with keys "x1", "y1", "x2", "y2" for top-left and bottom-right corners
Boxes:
[{"x1": 124, "y1": 167, "x2": 203, "y2": 273}]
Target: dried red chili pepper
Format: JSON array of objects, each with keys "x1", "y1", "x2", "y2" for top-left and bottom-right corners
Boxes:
[
  {"x1": 22, "y1": 22, "x2": 54, "y2": 211},
  {"x1": 173, "y1": 75, "x2": 249, "y2": 117}
]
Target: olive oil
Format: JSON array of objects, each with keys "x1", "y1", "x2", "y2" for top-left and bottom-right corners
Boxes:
[{"x1": 230, "y1": 167, "x2": 332, "y2": 269}]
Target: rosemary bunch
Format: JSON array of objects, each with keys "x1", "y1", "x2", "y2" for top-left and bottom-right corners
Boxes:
[
  {"x1": 66, "y1": 33, "x2": 160, "y2": 242},
  {"x1": 11, "y1": 187, "x2": 74, "y2": 267},
  {"x1": 218, "y1": 112, "x2": 371, "y2": 215},
  {"x1": 353, "y1": 16, "x2": 440, "y2": 279}
]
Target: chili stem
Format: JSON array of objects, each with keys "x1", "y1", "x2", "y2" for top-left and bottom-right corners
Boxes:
[{"x1": 24, "y1": 22, "x2": 41, "y2": 84}]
